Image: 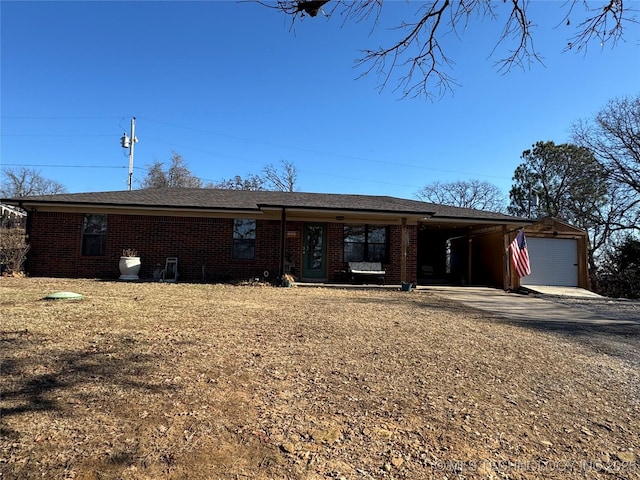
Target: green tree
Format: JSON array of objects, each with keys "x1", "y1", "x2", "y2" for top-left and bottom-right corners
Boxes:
[
  {"x1": 264, "y1": 1, "x2": 633, "y2": 98},
  {"x1": 415, "y1": 179, "x2": 506, "y2": 212},
  {"x1": 508, "y1": 141, "x2": 608, "y2": 222},
  {"x1": 508, "y1": 141, "x2": 611, "y2": 273},
  {"x1": 139, "y1": 152, "x2": 203, "y2": 189}
]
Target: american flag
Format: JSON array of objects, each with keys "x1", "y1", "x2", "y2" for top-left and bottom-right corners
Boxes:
[{"x1": 510, "y1": 230, "x2": 531, "y2": 278}]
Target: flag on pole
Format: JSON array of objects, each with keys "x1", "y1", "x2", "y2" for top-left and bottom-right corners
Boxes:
[{"x1": 510, "y1": 229, "x2": 531, "y2": 278}]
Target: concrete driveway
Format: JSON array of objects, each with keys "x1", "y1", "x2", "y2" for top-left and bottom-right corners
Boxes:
[
  {"x1": 421, "y1": 286, "x2": 640, "y2": 368},
  {"x1": 421, "y1": 286, "x2": 637, "y2": 325}
]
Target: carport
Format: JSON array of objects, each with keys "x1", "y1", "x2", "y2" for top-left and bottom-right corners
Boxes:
[
  {"x1": 417, "y1": 215, "x2": 590, "y2": 291},
  {"x1": 417, "y1": 216, "x2": 529, "y2": 289}
]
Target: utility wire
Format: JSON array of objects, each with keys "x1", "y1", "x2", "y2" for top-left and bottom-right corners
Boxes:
[
  {"x1": 1, "y1": 134, "x2": 115, "y2": 137},
  {"x1": 1, "y1": 163, "x2": 128, "y2": 169},
  {"x1": 2, "y1": 114, "x2": 512, "y2": 181},
  {"x1": 1, "y1": 115, "x2": 513, "y2": 188},
  {"x1": 137, "y1": 116, "x2": 512, "y2": 181}
]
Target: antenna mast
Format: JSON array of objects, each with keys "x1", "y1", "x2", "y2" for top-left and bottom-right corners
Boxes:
[{"x1": 120, "y1": 117, "x2": 138, "y2": 190}]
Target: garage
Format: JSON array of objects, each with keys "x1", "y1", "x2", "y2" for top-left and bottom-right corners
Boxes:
[{"x1": 522, "y1": 237, "x2": 579, "y2": 287}]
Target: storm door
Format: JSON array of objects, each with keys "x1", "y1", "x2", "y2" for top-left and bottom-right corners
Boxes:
[{"x1": 302, "y1": 223, "x2": 327, "y2": 280}]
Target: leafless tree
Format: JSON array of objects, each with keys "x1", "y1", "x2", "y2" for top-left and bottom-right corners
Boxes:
[
  {"x1": 416, "y1": 179, "x2": 506, "y2": 212},
  {"x1": 263, "y1": 160, "x2": 298, "y2": 192},
  {"x1": 210, "y1": 174, "x2": 266, "y2": 191},
  {"x1": 139, "y1": 152, "x2": 203, "y2": 189},
  {"x1": 572, "y1": 93, "x2": 640, "y2": 195},
  {"x1": 0, "y1": 167, "x2": 67, "y2": 198},
  {"x1": 571, "y1": 93, "x2": 640, "y2": 271},
  {"x1": 586, "y1": 179, "x2": 639, "y2": 262},
  {"x1": 259, "y1": 0, "x2": 636, "y2": 98},
  {"x1": 211, "y1": 160, "x2": 299, "y2": 191}
]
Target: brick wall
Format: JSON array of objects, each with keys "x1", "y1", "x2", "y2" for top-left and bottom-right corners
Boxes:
[
  {"x1": 25, "y1": 212, "x2": 418, "y2": 283},
  {"x1": 386, "y1": 224, "x2": 417, "y2": 284}
]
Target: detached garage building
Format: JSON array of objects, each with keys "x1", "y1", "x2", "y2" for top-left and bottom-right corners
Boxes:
[{"x1": 521, "y1": 217, "x2": 590, "y2": 289}]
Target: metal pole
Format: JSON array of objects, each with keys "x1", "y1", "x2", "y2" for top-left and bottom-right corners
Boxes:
[{"x1": 127, "y1": 117, "x2": 136, "y2": 191}]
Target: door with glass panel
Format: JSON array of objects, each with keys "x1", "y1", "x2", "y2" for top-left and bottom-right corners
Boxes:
[{"x1": 302, "y1": 223, "x2": 327, "y2": 280}]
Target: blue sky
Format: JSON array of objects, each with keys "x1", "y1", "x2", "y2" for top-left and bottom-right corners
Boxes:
[{"x1": 1, "y1": 1, "x2": 639, "y2": 201}]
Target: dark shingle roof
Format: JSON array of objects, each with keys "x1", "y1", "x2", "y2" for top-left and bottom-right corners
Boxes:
[{"x1": 3, "y1": 188, "x2": 523, "y2": 221}]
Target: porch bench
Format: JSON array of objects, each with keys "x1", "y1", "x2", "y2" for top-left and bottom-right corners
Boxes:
[{"x1": 348, "y1": 262, "x2": 386, "y2": 285}]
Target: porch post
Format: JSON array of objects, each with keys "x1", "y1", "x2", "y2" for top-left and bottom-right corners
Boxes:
[{"x1": 400, "y1": 217, "x2": 407, "y2": 283}]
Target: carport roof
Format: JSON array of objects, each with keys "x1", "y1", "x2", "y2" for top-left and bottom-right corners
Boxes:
[{"x1": 3, "y1": 188, "x2": 526, "y2": 222}]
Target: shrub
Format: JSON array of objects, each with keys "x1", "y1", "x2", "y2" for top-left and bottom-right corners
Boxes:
[
  {"x1": 593, "y1": 237, "x2": 640, "y2": 299},
  {"x1": 0, "y1": 227, "x2": 30, "y2": 275}
]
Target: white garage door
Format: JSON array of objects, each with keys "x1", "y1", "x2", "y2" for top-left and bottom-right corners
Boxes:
[{"x1": 521, "y1": 237, "x2": 578, "y2": 287}]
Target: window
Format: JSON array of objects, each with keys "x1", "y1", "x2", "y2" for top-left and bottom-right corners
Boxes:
[
  {"x1": 82, "y1": 214, "x2": 107, "y2": 256},
  {"x1": 344, "y1": 224, "x2": 387, "y2": 262},
  {"x1": 233, "y1": 219, "x2": 256, "y2": 260}
]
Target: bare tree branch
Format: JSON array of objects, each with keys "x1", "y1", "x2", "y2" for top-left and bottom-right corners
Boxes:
[
  {"x1": 258, "y1": 0, "x2": 636, "y2": 99},
  {"x1": 492, "y1": 0, "x2": 543, "y2": 74},
  {"x1": 563, "y1": 0, "x2": 634, "y2": 52},
  {"x1": 263, "y1": 160, "x2": 298, "y2": 192},
  {"x1": 572, "y1": 94, "x2": 640, "y2": 195}
]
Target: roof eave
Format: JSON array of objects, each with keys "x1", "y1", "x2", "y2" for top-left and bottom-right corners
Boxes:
[
  {"x1": 259, "y1": 203, "x2": 436, "y2": 217},
  {"x1": 10, "y1": 199, "x2": 262, "y2": 216},
  {"x1": 424, "y1": 216, "x2": 533, "y2": 225}
]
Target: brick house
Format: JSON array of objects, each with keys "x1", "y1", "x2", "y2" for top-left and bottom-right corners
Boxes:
[{"x1": 3, "y1": 188, "x2": 587, "y2": 289}]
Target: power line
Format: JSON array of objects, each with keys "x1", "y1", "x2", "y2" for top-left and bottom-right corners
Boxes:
[
  {"x1": 1, "y1": 115, "x2": 513, "y2": 190},
  {"x1": 138, "y1": 116, "x2": 513, "y2": 182},
  {"x1": 2, "y1": 114, "x2": 513, "y2": 182},
  {"x1": 0, "y1": 134, "x2": 115, "y2": 137},
  {"x1": 1, "y1": 163, "x2": 127, "y2": 169},
  {"x1": 0, "y1": 115, "x2": 129, "y2": 119}
]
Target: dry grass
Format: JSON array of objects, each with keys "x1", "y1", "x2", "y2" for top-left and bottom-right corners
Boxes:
[{"x1": 1, "y1": 278, "x2": 639, "y2": 479}]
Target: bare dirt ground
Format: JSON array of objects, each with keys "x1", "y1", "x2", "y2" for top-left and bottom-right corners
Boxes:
[{"x1": 1, "y1": 278, "x2": 639, "y2": 479}]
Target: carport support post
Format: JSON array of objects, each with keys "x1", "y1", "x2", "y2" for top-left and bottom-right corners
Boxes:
[
  {"x1": 401, "y1": 217, "x2": 407, "y2": 283},
  {"x1": 503, "y1": 225, "x2": 511, "y2": 290}
]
